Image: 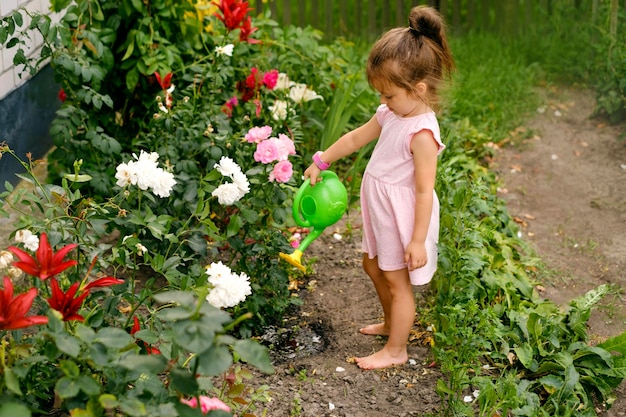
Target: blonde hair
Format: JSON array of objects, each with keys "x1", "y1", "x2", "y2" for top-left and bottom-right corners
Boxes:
[{"x1": 366, "y1": 6, "x2": 454, "y2": 110}]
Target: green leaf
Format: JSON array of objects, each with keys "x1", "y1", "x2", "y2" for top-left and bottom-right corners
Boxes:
[
  {"x1": 206, "y1": 411, "x2": 231, "y2": 417},
  {"x1": 50, "y1": 0, "x2": 72, "y2": 12},
  {"x1": 0, "y1": 402, "x2": 31, "y2": 417},
  {"x1": 96, "y1": 327, "x2": 134, "y2": 349},
  {"x1": 561, "y1": 364, "x2": 579, "y2": 394},
  {"x1": 435, "y1": 378, "x2": 455, "y2": 395},
  {"x1": 13, "y1": 48, "x2": 26, "y2": 65},
  {"x1": 169, "y1": 366, "x2": 199, "y2": 395},
  {"x1": 126, "y1": 67, "x2": 139, "y2": 92},
  {"x1": 598, "y1": 330, "x2": 626, "y2": 356},
  {"x1": 63, "y1": 173, "x2": 93, "y2": 183},
  {"x1": 77, "y1": 374, "x2": 102, "y2": 396},
  {"x1": 119, "y1": 397, "x2": 147, "y2": 416},
  {"x1": 226, "y1": 213, "x2": 243, "y2": 237},
  {"x1": 162, "y1": 255, "x2": 181, "y2": 272},
  {"x1": 195, "y1": 345, "x2": 232, "y2": 376},
  {"x1": 153, "y1": 290, "x2": 196, "y2": 306},
  {"x1": 60, "y1": 359, "x2": 80, "y2": 378},
  {"x1": 54, "y1": 333, "x2": 82, "y2": 357},
  {"x1": 118, "y1": 354, "x2": 168, "y2": 373},
  {"x1": 130, "y1": 0, "x2": 145, "y2": 12},
  {"x1": 134, "y1": 329, "x2": 159, "y2": 344},
  {"x1": 569, "y1": 284, "x2": 609, "y2": 314},
  {"x1": 99, "y1": 394, "x2": 119, "y2": 409},
  {"x1": 232, "y1": 339, "x2": 274, "y2": 374},
  {"x1": 56, "y1": 376, "x2": 80, "y2": 399},
  {"x1": 12, "y1": 11, "x2": 23, "y2": 27},
  {"x1": 572, "y1": 344, "x2": 614, "y2": 367},
  {"x1": 514, "y1": 343, "x2": 534, "y2": 369},
  {"x1": 539, "y1": 374, "x2": 563, "y2": 394},
  {"x1": 158, "y1": 306, "x2": 194, "y2": 321},
  {"x1": 4, "y1": 367, "x2": 22, "y2": 395}
]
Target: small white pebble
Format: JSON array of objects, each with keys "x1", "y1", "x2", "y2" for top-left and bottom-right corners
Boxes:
[
  {"x1": 335, "y1": 366, "x2": 345, "y2": 372},
  {"x1": 554, "y1": 110, "x2": 562, "y2": 117},
  {"x1": 409, "y1": 359, "x2": 417, "y2": 365},
  {"x1": 329, "y1": 403, "x2": 335, "y2": 410},
  {"x1": 332, "y1": 233, "x2": 342, "y2": 241},
  {"x1": 473, "y1": 389, "x2": 480, "y2": 398},
  {"x1": 551, "y1": 154, "x2": 558, "y2": 160},
  {"x1": 620, "y1": 164, "x2": 626, "y2": 170},
  {"x1": 464, "y1": 395, "x2": 473, "y2": 403}
]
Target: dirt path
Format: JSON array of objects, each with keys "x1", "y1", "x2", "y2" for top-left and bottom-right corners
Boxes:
[
  {"x1": 492, "y1": 86, "x2": 626, "y2": 416},
  {"x1": 493, "y1": 87, "x2": 626, "y2": 341},
  {"x1": 254, "y1": 86, "x2": 626, "y2": 416}
]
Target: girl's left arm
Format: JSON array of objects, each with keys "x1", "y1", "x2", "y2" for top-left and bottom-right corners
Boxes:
[{"x1": 405, "y1": 130, "x2": 439, "y2": 270}]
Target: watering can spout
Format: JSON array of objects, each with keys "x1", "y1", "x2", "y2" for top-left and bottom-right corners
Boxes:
[{"x1": 279, "y1": 171, "x2": 348, "y2": 271}]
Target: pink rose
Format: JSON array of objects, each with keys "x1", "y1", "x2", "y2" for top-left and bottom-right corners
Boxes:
[
  {"x1": 289, "y1": 232, "x2": 301, "y2": 248},
  {"x1": 254, "y1": 139, "x2": 280, "y2": 164},
  {"x1": 245, "y1": 125, "x2": 272, "y2": 143},
  {"x1": 276, "y1": 133, "x2": 296, "y2": 160},
  {"x1": 269, "y1": 160, "x2": 293, "y2": 183},
  {"x1": 263, "y1": 69, "x2": 279, "y2": 90},
  {"x1": 180, "y1": 396, "x2": 231, "y2": 414}
]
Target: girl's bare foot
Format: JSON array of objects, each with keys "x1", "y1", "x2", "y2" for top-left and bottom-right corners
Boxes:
[
  {"x1": 359, "y1": 323, "x2": 389, "y2": 336},
  {"x1": 355, "y1": 347, "x2": 408, "y2": 370}
]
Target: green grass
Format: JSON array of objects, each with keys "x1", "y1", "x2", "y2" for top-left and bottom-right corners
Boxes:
[{"x1": 446, "y1": 33, "x2": 542, "y2": 143}]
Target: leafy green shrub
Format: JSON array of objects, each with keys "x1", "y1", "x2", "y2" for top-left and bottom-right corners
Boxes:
[
  {"x1": 0, "y1": 0, "x2": 376, "y2": 336},
  {"x1": 0, "y1": 0, "x2": 374, "y2": 415},
  {"x1": 432, "y1": 98, "x2": 626, "y2": 416},
  {"x1": 0, "y1": 147, "x2": 274, "y2": 416}
]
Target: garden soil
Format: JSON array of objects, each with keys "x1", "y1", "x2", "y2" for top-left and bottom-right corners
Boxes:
[{"x1": 251, "y1": 86, "x2": 626, "y2": 417}]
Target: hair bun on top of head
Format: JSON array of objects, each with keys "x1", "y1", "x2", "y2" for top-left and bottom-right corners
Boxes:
[{"x1": 407, "y1": 6, "x2": 443, "y2": 45}]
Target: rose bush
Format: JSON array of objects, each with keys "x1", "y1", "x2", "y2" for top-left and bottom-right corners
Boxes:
[{"x1": 0, "y1": 0, "x2": 375, "y2": 415}]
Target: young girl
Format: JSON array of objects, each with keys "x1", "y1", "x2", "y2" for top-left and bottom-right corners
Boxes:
[{"x1": 304, "y1": 5, "x2": 454, "y2": 370}]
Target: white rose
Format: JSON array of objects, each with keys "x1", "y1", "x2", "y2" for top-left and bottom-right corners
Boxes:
[{"x1": 212, "y1": 183, "x2": 244, "y2": 205}]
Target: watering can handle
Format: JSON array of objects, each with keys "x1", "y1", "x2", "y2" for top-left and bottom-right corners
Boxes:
[{"x1": 292, "y1": 170, "x2": 339, "y2": 227}]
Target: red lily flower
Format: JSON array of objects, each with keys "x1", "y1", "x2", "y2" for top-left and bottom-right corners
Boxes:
[
  {"x1": 130, "y1": 316, "x2": 161, "y2": 355},
  {"x1": 155, "y1": 72, "x2": 172, "y2": 91},
  {"x1": 84, "y1": 277, "x2": 125, "y2": 292},
  {"x1": 46, "y1": 276, "x2": 123, "y2": 322},
  {"x1": 214, "y1": 0, "x2": 251, "y2": 31},
  {"x1": 239, "y1": 16, "x2": 260, "y2": 44},
  {"x1": 0, "y1": 276, "x2": 48, "y2": 330},
  {"x1": 8, "y1": 233, "x2": 78, "y2": 280},
  {"x1": 47, "y1": 278, "x2": 89, "y2": 322}
]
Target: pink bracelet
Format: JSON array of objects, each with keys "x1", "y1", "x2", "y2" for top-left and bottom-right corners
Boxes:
[{"x1": 312, "y1": 151, "x2": 331, "y2": 170}]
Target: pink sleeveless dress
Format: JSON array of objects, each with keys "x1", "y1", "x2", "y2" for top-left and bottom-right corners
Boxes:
[{"x1": 361, "y1": 104, "x2": 445, "y2": 285}]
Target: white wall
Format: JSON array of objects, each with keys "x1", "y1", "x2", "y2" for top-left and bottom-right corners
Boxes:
[{"x1": 0, "y1": 0, "x2": 58, "y2": 100}]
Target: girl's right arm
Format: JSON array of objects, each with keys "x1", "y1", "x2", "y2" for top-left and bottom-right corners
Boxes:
[{"x1": 304, "y1": 115, "x2": 381, "y2": 185}]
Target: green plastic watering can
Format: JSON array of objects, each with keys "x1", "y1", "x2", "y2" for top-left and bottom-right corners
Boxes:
[{"x1": 279, "y1": 170, "x2": 348, "y2": 271}]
